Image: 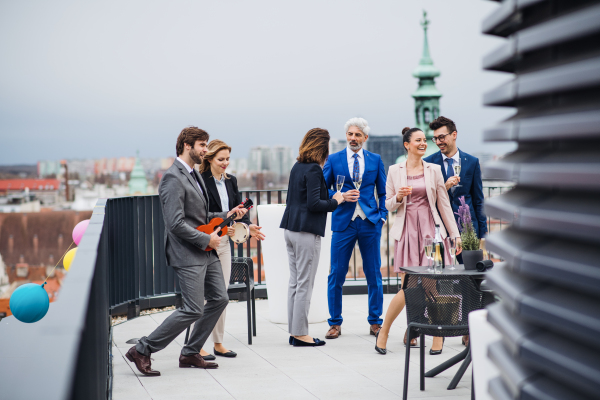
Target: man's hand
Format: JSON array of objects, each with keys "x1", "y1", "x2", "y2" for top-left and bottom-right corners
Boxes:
[
  {"x1": 445, "y1": 176, "x2": 460, "y2": 191},
  {"x1": 208, "y1": 228, "x2": 222, "y2": 249},
  {"x1": 343, "y1": 189, "x2": 360, "y2": 202},
  {"x1": 227, "y1": 204, "x2": 248, "y2": 220},
  {"x1": 250, "y1": 224, "x2": 266, "y2": 241}
]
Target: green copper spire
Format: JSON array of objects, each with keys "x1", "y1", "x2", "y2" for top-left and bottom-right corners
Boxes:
[
  {"x1": 128, "y1": 150, "x2": 150, "y2": 195},
  {"x1": 397, "y1": 11, "x2": 442, "y2": 163}
]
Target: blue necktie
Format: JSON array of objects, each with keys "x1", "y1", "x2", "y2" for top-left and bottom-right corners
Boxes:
[{"x1": 352, "y1": 153, "x2": 360, "y2": 183}]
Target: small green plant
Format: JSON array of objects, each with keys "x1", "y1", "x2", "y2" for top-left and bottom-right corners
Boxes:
[{"x1": 455, "y1": 196, "x2": 480, "y2": 251}]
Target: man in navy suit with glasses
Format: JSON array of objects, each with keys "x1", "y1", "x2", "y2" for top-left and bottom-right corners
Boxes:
[{"x1": 423, "y1": 116, "x2": 487, "y2": 347}]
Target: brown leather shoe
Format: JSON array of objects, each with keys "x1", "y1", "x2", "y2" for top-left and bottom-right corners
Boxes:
[
  {"x1": 125, "y1": 346, "x2": 161, "y2": 376},
  {"x1": 325, "y1": 325, "x2": 341, "y2": 339},
  {"x1": 179, "y1": 353, "x2": 219, "y2": 369},
  {"x1": 370, "y1": 324, "x2": 381, "y2": 336},
  {"x1": 462, "y1": 335, "x2": 470, "y2": 347}
]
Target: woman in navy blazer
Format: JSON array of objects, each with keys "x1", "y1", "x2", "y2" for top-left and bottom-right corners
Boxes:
[{"x1": 280, "y1": 128, "x2": 344, "y2": 347}]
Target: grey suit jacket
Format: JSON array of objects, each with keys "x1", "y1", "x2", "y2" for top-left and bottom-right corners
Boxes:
[{"x1": 159, "y1": 159, "x2": 227, "y2": 267}]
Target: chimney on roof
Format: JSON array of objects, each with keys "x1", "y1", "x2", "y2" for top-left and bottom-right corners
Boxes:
[
  {"x1": 33, "y1": 234, "x2": 39, "y2": 255},
  {"x1": 49, "y1": 254, "x2": 54, "y2": 264},
  {"x1": 19, "y1": 254, "x2": 24, "y2": 263},
  {"x1": 21, "y1": 214, "x2": 27, "y2": 232},
  {"x1": 8, "y1": 235, "x2": 13, "y2": 254},
  {"x1": 58, "y1": 234, "x2": 63, "y2": 251}
]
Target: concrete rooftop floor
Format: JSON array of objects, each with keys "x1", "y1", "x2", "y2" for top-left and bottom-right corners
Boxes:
[{"x1": 112, "y1": 294, "x2": 472, "y2": 400}]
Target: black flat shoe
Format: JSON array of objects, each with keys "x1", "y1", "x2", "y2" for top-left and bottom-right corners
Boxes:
[
  {"x1": 201, "y1": 354, "x2": 216, "y2": 361},
  {"x1": 292, "y1": 337, "x2": 326, "y2": 347},
  {"x1": 289, "y1": 336, "x2": 294, "y2": 345},
  {"x1": 374, "y1": 330, "x2": 387, "y2": 355},
  {"x1": 214, "y1": 348, "x2": 237, "y2": 358},
  {"x1": 429, "y1": 338, "x2": 445, "y2": 355}
]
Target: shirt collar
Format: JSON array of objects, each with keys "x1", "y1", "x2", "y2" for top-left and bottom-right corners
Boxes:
[
  {"x1": 176, "y1": 157, "x2": 194, "y2": 174},
  {"x1": 346, "y1": 146, "x2": 364, "y2": 159},
  {"x1": 213, "y1": 173, "x2": 226, "y2": 183},
  {"x1": 442, "y1": 150, "x2": 460, "y2": 163}
]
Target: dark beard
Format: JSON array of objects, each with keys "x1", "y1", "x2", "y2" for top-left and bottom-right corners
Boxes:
[{"x1": 189, "y1": 149, "x2": 203, "y2": 164}]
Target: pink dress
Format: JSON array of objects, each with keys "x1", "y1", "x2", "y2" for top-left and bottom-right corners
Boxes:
[{"x1": 393, "y1": 174, "x2": 451, "y2": 272}]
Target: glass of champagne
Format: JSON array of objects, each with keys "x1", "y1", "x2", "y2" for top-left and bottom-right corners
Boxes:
[
  {"x1": 448, "y1": 237, "x2": 457, "y2": 270},
  {"x1": 336, "y1": 175, "x2": 345, "y2": 193},
  {"x1": 453, "y1": 163, "x2": 462, "y2": 187},
  {"x1": 353, "y1": 173, "x2": 362, "y2": 190},
  {"x1": 406, "y1": 186, "x2": 413, "y2": 205},
  {"x1": 424, "y1": 236, "x2": 433, "y2": 272}
]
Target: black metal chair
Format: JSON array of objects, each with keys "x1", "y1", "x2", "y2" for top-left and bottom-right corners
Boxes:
[
  {"x1": 183, "y1": 256, "x2": 256, "y2": 346},
  {"x1": 402, "y1": 273, "x2": 494, "y2": 399}
]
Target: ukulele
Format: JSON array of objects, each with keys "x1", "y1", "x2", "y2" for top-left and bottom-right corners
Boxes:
[{"x1": 196, "y1": 198, "x2": 254, "y2": 251}]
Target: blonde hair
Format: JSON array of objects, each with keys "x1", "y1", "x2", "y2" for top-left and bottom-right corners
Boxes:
[{"x1": 199, "y1": 139, "x2": 232, "y2": 178}]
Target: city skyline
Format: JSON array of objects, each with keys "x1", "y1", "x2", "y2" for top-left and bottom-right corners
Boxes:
[{"x1": 0, "y1": 1, "x2": 515, "y2": 166}]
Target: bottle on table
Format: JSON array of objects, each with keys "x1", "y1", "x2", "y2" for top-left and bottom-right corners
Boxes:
[
  {"x1": 433, "y1": 224, "x2": 446, "y2": 268},
  {"x1": 434, "y1": 243, "x2": 443, "y2": 274}
]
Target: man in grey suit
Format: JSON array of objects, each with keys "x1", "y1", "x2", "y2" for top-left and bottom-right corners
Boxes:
[{"x1": 126, "y1": 126, "x2": 247, "y2": 375}]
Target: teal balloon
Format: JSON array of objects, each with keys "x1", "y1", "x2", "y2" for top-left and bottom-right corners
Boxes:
[{"x1": 9, "y1": 283, "x2": 50, "y2": 323}]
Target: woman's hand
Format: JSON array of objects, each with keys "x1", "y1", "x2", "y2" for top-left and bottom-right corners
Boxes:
[
  {"x1": 227, "y1": 204, "x2": 248, "y2": 220},
  {"x1": 249, "y1": 224, "x2": 266, "y2": 241},
  {"x1": 455, "y1": 237, "x2": 463, "y2": 255},
  {"x1": 226, "y1": 226, "x2": 235, "y2": 238},
  {"x1": 333, "y1": 191, "x2": 345, "y2": 204},
  {"x1": 396, "y1": 186, "x2": 412, "y2": 202}
]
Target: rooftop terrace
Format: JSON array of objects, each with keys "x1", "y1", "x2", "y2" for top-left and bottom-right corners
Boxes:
[{"x1": 112, "y1": 294, "x2": 472, "y2": 400}]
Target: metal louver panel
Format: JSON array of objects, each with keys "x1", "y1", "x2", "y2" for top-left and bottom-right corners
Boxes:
[{"x1": 482, "y1": 1, "x2": 600, "y2": 399}]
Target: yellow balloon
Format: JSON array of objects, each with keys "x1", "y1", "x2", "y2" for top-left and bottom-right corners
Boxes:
[{"x1": 63, "y1": 248, "x2": 77, "y2": 271}]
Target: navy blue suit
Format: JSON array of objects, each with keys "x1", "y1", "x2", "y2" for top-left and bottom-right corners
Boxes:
[
  {"x1": 322, "y1": 149, "x2": 388, "y2": 326},
  {"x1": 423, "y1": 149, "x2": 487, "y2": 238}
]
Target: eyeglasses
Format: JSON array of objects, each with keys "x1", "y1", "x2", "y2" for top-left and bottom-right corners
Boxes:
[{"x1": 431, "y1": 132, "x2": 453, "y2": 143}]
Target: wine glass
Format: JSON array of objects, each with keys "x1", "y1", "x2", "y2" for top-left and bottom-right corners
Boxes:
[
  {"x1": 353, "y1": 173, "x2": 362, "y2": 190},
  {"x1": 424, "y1": 236, "x2": 433, "y2": 272},
  {"x1": 448, "y1": 237, "x2": 457, "y2": 270},
  {"x1": 453, "y1": 164, "x2": 462, "y2": 187},
  {"x1": 336, "y1": 175, "x2": 345, "y2": 193},
  {"x1": 406, "y1": 186, "x2": 413, "y2": 205}
]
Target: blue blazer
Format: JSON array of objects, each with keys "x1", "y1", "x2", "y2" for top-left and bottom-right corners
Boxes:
[
  {"x1": 323, "y1": 149, "x2": 388, "y2": 232},
  {"x1": 423, "y1": 149, "x2": 487, "y2": 238}
]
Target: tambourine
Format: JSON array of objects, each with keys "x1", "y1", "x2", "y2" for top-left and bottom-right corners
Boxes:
[{"x1": 230, "y1": 222, "x2": 250, "y2": 244}]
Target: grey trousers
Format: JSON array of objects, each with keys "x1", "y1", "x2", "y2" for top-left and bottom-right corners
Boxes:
[
  {"x1": 284, "y1": 229, "x2": 321, "y2": 336},
  {"x1": 136, "y1": 251, "x2": 229, "y2": 356}
]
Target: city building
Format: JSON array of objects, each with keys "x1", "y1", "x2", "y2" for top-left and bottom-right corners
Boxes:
[
  {"x1": 366, "y1": 135, "x2": 404, "y2": 172},
  {"x1": 269, "y1": 146, "x2": 294, "y2": 179},
  {"x1": 0, "y1": 179, "x2": 61, "y2": 206},
  {"x1": 248, "y1": 146, "x2": 272, "y2": 172},
  {"x1": 397, "y1": 11, "x2": 442, "y2": 163},
  {"x1": 128, "y1": 153, "x2": 151, "y2": 195},
  {"x1": 329, "y1": 139, "x2": 347, "y2": 155}
]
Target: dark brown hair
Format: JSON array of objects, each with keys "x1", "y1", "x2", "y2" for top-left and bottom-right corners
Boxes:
[
  {"x1": 199, "y1": 139, "x2": 232, "y2": 178},
  {"x1": 429, "y1": 116, "x2": 457, "y2": 134},
  {"x1": 175, "y1": 126, "x2": 209, "y2": 156},
  {"x1": 297, "y1": 128, "x2": 330, "y2": 165},
  {"x1": 402, "y1": 126, "x2": 423, "y2": 150}
]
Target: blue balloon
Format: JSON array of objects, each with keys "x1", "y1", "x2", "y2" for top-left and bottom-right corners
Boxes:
[{"x1": 9, "y1": 283, "x2": 50, "y2": 323}]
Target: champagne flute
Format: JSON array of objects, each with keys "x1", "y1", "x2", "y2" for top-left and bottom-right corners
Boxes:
[
  {"x1": 424, "y1": 236, "x2": 433, "y2": 272},
  {"x1": 406, "y1": 186, "x2": 413, "y2": 205},
  {"x1": 336, "y1": 175, "x2": 345, "y2": 193},
  {"x1": 353, "y1": 173, "x2": 362, "y2": 190},
  {"x1": 453, "y1": 163, "x2": 462, "y2": 187},
  {"x1": 448, "y1": 237, "x2": 457, "y2": 270}
]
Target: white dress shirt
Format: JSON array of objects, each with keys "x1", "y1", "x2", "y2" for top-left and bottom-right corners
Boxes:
[
  {"x1": 213, "y1": 174, "x2": 230, "y2": 212},
  {"x1": 346, "y1": 147, "x2": 367, "y2": 221},
  {"x1": 176, "y1": 157, "x2": 203, "y2": 194}
]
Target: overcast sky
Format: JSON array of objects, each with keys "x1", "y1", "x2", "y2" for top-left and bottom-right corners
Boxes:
[{"x1": 0, "y1": 0, "x2": 515, "y2": 165}]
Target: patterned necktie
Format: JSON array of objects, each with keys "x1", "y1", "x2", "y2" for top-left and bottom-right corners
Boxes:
[{"x1": 352, "y1": 153, "x2": 360, "y2": 183}]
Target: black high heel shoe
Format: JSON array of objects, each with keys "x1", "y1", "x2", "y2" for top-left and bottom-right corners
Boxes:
[
  {"x1": 429, "y1": 337, "x2": 444, "y2": 355},
  {"x1": 292, "y1": 337, "x2": 326, "y2": 347},
  {"x1": 289, "y1": 336, "x2": 293, "y2": 345},
  {"x1": 374, "y1": 330, "x2": 387, "y2": 355}
]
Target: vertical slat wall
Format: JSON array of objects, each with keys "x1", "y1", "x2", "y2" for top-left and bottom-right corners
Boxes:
[{"x1": 481, "y1": 1, "x2": 600, "y2": 399}]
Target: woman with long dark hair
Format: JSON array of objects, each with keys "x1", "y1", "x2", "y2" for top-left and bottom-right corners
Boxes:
[{"x1": 280, "y1": 128, "x2": 344, "y2": 347}]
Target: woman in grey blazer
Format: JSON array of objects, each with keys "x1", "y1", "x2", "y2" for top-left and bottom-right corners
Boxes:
[{"x1": 280, "y1": 128, "x2": 344, "y2": 347}]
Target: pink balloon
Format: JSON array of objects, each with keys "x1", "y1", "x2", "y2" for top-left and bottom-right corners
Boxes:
[{"x1": 72, "y1": 219, "x2": 90, "y2": 245}]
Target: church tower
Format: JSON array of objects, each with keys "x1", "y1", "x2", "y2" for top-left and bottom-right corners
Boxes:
[{"x1": 412, "y1": 10, "x2": 441, "y2": 156}]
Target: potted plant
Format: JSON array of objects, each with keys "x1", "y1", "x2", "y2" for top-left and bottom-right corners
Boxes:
[{"x1": 455, "y1": 196, "x2": 483, "y2": 270}]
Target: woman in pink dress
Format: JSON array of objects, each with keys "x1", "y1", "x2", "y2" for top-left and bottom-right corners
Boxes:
[{"x1": 374, "y1": 127, "x2": 461, "y2": 355}]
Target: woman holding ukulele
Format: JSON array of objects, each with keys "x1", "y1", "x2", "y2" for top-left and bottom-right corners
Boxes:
[
  {"x1": 197, "y1": 139, "x2": 266, "y2": 359},
  {"x1": 374, "y1": 127, "x2": 461, "y2": 355}
]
